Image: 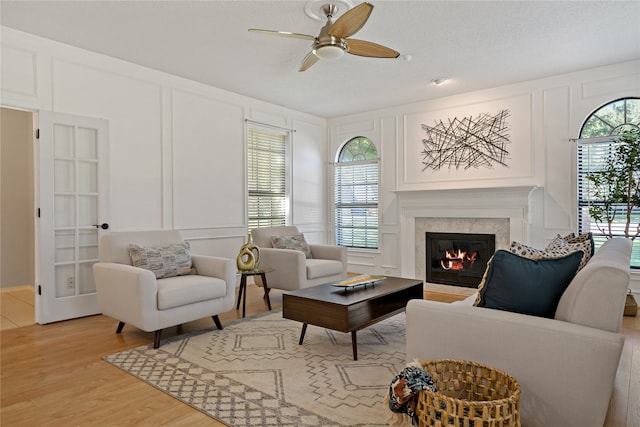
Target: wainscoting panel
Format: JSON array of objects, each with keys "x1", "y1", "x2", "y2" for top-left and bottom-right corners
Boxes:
[
  {"x1": 292, "y1": 120, "x2": 326, "y2": 227},
  {"x1": 248, "y1": 108, "x2": 290, "y2": 129},
  {"x1": 51, "y1": 58, "x2": 164, "y2": 231},
  {"x1": 380, "y1": 231, "x2": 400, "y2": 274},
  {"x1": 0, "y1": 43, "x2": 37, "y2": 99},
  {"x1": 334, "y1": 118, "x2": 376, "y2": 137},
  {"x1": 581, "y1": 72, "x2": 640, "y2": 100},
  {"x1": 380, "y1": 115, "x2": 399, "y2": 226},
  {"x1": 400, "y1": 92, "x2": 535, "y2": 190},
  {"x1": 543, "y1": 85, "x2": 573, "y2": 231},
  {"x1": 171, "y1": 88, "x2": 245, "y2": 229}
]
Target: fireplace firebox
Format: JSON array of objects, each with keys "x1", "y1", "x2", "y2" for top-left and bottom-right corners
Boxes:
[{"x1": 426, "y1": 232, "x2": 495, "y2": 288}]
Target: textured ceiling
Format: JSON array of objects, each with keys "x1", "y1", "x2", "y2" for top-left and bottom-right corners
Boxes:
[{"x1": 2, "y1": 0, "x2": 639, "y2": 118}]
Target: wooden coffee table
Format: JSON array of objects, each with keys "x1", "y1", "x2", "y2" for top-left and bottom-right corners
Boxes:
[{"x1": 282, "y1": 276, "x2": 423, "y2": 360}]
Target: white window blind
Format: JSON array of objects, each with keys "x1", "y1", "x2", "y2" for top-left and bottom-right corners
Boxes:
[
  {"x1": 335, "y1": 160, "x2": 379, "y2": 249},
  {"x1": 578, "y1": 139, "x2": 640, "y2": 268},
  {"x1": 247, "y1": 127, "x2": 288, "y2": 230}
]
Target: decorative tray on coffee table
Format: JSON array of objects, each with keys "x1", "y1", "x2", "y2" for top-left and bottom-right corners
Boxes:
[{"x1": 332, "y1": 275, "x2": 386, "y2": 290}]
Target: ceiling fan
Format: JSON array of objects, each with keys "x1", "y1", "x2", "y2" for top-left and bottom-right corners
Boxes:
[{"x1": 249, "y1": 2, "x2": 400, "y2": 72}]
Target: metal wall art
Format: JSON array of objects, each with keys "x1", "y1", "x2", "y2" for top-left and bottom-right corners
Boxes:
[{"x1": 420, "y1": 109, "x2": 511, "y2": 171}]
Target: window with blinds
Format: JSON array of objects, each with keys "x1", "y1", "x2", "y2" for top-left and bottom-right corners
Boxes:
[
  {"x1": 335, "y1": 137, "x2": 379, "y2": 249},
  {"x1": 247, "y1": 126, "x2": 288, "y2": 230},
  {"x1": 577, "y1": 97, "x2": 639, "y2": 268}
]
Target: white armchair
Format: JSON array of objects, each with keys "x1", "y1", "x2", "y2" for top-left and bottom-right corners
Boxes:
[
  {"x1": 93, "y1": 230, "x2": 235, "y2": 348},
  {"x1": 250, "y1": 226, "x2": 347, "y2": 291}
]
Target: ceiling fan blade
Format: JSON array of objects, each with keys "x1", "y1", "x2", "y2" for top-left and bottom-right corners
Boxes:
[
  {"x1": 248, "y1": 29, "x2": 316, "y2": 41},
  {"x1": 328, "y1": 2, "x2": 373, "y2": 38},
  {"x1": 346, "y1": 39, "x2": 400, "y2": 58},
  {"x1": 299, "y1": 51, "x2": 320, "y2": 72}
]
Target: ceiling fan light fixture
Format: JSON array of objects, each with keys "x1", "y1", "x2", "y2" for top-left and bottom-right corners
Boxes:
[{"x1": 314, "y1": 45, "x2": 345, "y2": 60}]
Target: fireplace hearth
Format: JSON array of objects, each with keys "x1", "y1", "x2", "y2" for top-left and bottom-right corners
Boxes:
[{"x1": 426, "y1": 232, "x2": 495, "y2": 288}]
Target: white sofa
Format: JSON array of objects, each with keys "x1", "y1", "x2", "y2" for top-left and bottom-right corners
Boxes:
[
  {"x1": 250, "y1": 226, "x2": 347, "y2": 291},
  {"x1": 93, "y1": 230, "x2": 236, "y2": 348},
  {"x1": 406, "y1": 237, "x2": 632, "y2": 427}
]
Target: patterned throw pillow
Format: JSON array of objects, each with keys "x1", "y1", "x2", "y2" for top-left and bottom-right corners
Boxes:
[
  {"x1": 546, "y1": 233, "x2": 594, "y2": 270},
  {"x1": 271, "y1": 234, "x2": 313, "y2": 259},
  {"x1": 508, "y1": 232, "x2": 593, "y2": 271},
  {"x1": 129, "y1": 242, "x2": 196, "y2": 279}
]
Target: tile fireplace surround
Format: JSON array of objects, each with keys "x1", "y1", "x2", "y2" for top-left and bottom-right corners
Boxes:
[{"x1": 398, "y1": 186, "x2": 542, "y2": 286}]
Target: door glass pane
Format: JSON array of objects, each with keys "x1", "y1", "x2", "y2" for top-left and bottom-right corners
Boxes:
[
  {"x1": 79, "y1": 229, "x2": 98, "y2": 261},
  {"x1": 78, "y1": 196, "x2": 97, "y2": 227},
  {"x1": 55, "y1": 264, "x2": 75, "y2": 298},
  {"x1": 77, "y1": 128, "x2": 97, "y2": 160},
  {"x1": 54, "y1": 159, "x2": 75, "y2": 192},
  {"x1": 55, "y1": 230, "x2": 75, "y2": 262},
  {"x1": 78, "y1": 262, "x2": 96, "y2": 294},
  {"x1": 78, "y1": 161, "x2": 97, "y2": 193},
  {"x1": 54, "y1": 195, "x2": 75, "y2": 227},
  {"x1": 54, "y1": 124, "x2": 74, "y2": 157}
]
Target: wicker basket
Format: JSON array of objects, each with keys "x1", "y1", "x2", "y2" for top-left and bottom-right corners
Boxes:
[{"x1": 415, "y1": 359, "x2": 521, "y2": 427}]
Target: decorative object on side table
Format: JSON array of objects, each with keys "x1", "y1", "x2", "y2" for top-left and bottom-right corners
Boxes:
[{"x1": 236, "y1": 232, "x2": 260, "y2": 271}]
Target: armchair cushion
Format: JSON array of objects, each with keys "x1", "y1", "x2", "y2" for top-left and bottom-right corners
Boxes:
[
  {"x1": 271, "y1": 234, "x2": 313, "y2": 258},
  {"x1": 306, "y1": 259, "x2": 345, "y2": 280},
  {"x1": 475, "y1": 250, "x2": 583, "y2": 318},
  {"x1": 129, "y1": 242, "x2": 196, "y2": 279},
  {"x1": 156, "y1": 275, "x2": 227, "y2": 310}
]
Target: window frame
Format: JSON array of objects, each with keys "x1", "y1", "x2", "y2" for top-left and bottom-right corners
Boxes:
[
  {"x1": 334, "y1": 136, "x2": 380, "y2": 250},
  {"x1": 246, "y1": 124, "x2": 291, "y2": 231},
  {"x1": 576, "y1": 97, "x2": 640, "y2": 269}
]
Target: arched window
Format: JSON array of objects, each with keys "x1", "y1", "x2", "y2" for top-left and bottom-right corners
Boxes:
[
  {"x1": 577, "y1": 97, "x2": 639, "y2": 268},
  {"x1": 334, "y1": 137, "x2": 379, "y2": 249}
]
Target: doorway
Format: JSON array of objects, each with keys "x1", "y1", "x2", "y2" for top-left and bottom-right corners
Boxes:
[{"x1": 0, "y1": 107, "x2": 36, "y2": 328}]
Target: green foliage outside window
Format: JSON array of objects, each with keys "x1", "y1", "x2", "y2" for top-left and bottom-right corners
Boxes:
[{"x1": 578, "y1": 98, "x2": 640, "y2": 268}]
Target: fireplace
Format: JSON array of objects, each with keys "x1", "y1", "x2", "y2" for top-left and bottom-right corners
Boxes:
[{"x1": 426, "y1": 232, "x2": 495, "y2": 288}]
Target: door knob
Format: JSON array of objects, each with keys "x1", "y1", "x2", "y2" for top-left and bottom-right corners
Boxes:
[{"x1": 94, "y1": 223, "x2": 109, "y2": 230}]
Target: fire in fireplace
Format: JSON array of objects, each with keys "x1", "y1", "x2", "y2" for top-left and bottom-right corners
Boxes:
[{"x1": 426, "y1": 232, "x2": 495, "y2": 288}]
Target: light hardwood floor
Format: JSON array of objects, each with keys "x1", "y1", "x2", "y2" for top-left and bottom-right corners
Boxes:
[{"x1": 1, "y1": 285, "x2": 638, "y2": 426}]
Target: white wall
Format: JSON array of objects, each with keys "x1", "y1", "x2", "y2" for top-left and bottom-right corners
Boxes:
[
  {"x1": 0, "y1": 27, "x2": 328, "y2": 262},
  {"x1": 328, "y1": 60, "x2": 640, "y2": 291}
]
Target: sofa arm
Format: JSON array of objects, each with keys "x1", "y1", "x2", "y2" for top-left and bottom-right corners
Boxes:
[
  {"x1": 405, "y1": 299, "x2": 624, "y2": 427},
  {"x1": 93, "y1": 262, "x2": 159, "y2": 329},
  {"x1": 191, "y1": 255, "x2": 236, "y2": 298},
  {"x1": 257, "y1": 247, "x2": 307, "y2": 291},
  {"x1": 309, "y1": 244, "x2": 347, "y2": 265}
]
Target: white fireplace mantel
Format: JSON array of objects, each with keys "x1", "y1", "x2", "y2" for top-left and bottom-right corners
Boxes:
[{"x1": 397, "y1": 186, "x2": 543, "y2": 278}]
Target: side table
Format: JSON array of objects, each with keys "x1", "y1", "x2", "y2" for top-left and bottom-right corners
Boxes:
[{"x1": 236, "y1": 267, "x2": 274, "y2": 318}]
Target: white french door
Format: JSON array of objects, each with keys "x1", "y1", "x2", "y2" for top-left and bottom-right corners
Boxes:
[{"x1": 36, "y1": 112, "x2": 109, "y2": 324}]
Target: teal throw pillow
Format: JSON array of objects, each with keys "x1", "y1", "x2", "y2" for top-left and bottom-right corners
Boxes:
[{"x1": 475, "y1": 250, "x2": 583, "y2": 318}]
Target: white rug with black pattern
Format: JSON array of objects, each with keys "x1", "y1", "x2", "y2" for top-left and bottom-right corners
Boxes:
[{"x1": 103, "y1": 311, "x2": 407, "y2": 426}]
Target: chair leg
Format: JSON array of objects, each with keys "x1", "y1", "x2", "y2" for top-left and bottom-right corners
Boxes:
[
  {"x1": 116, "y1": 321, "x2": 125, "y2": 334},
  {"x1": 212, "y1": 315, "x2": 223, "y2": 330},
  {"x1": 153, "y1": 330, "x2": 162, "y2": 349}
]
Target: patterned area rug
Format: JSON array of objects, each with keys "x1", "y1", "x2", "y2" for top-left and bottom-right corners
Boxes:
[{"x1": 103, "y1": 311, "x2": 407, "y2": 426}]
